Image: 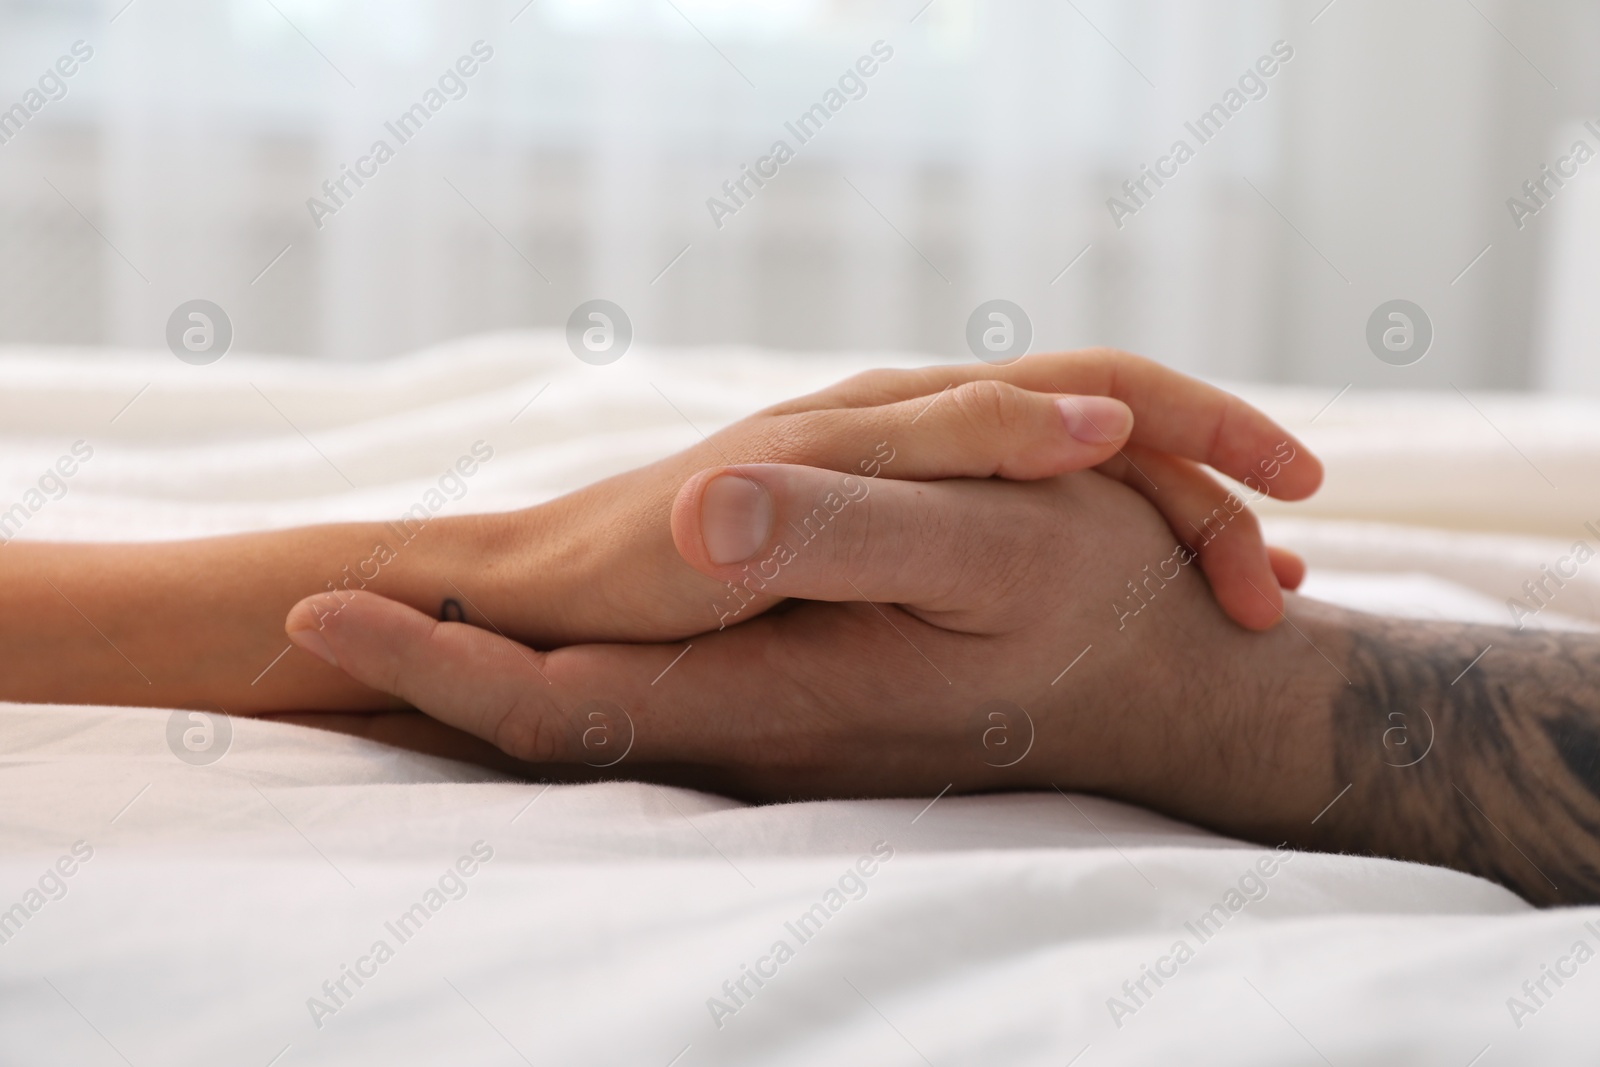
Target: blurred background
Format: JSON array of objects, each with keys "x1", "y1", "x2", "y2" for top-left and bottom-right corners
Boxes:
[{"x1": 1, "y1": 0, "x2": 1597, "y2": 389}]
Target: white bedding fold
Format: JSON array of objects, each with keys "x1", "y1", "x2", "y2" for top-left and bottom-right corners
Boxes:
[{"x1": 2, "y1": 334, "x2": 1596, "y2": 1063}]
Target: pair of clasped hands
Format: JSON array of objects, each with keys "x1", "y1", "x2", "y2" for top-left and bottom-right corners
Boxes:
[{"x1": 282, "y1": 350, "x2": 1323, "y2": 803}]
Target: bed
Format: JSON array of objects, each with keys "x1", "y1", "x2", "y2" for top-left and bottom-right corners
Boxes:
[{"x1": 2, "y1": 333, "x2": 1597, "y2": 1064}]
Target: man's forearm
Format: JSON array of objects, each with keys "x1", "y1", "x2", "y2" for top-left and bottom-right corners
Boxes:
[
  {"x1": 1201, "y1": 597, "x2": 1600, "y2": 906},
  {"x1": 0, "y1": 514, "x2": 513, "y2": 713}
]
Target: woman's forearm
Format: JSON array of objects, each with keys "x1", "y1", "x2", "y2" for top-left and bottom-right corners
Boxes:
[
  {"x1": 0, "y1": 350, "x2": 1324, "y2": 716},
  {"x1": 0, "y1": 513, "x2": 520, "y2": 713}
]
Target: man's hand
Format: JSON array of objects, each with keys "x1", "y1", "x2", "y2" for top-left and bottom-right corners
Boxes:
[
  {"x1": 290, "y1": 461, "x2": 1600, "y2": 907},
  {"x1": 459, "y1": 349, "x2": 1321, "y2": 646},
  {"x1": 288, "y1": 464, "x2": 1322, "y2": 816}
]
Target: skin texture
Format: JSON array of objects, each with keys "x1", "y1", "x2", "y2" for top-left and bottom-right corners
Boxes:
[
  {"x1": 507, "y1": 357, "x2": 1321, "y2": 645},
  {"x1": 0, "y1": 351, "x2": 1314, "y2": 713},
  {"x1": 0, "y1": 522, "x2": 494, "y2": 712},
  {"x1": 1306, "y1": 615, "x2": 1600, "y2": 907},
  {"x1": 289, "y1": 469, "x2": 1275, "y2": 800},
  {"x1": 23, "y1": 354, "x2": 1594, "y2": 906},
  {"x1": 288, "y1": 465, "x2": 1600, "y2": 907}
]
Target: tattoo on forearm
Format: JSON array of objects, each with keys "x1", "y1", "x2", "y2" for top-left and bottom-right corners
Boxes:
[{"x1": 1321, "y1": 617, "x2": 1600, "y2": 906}]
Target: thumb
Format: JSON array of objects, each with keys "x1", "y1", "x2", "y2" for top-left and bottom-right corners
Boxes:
[
  {"x1": 285, "y1": 590, "x2": 781, "y2": 768},
  {"x1": 671, "y1": 463, "x2": 1020, "y2": 621},
  {"x1": 285, "y1": 590, "x2": 570, "y2": 758}
]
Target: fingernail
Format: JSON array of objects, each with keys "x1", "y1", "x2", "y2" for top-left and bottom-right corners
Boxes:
[
  {"x1": 700, "y1": 473, "x2": 772, "y2": 564},
  {"x1": 288, "y1": 626, "x2": 339, "y2": 668},
  {"x1": 1057, "y1": 395, "x2": 1132, "y2": 444}
]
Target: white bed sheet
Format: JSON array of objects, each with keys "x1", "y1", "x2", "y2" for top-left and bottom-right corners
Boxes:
[{"x1": 2, "y1": 333, "x2": 1597, "y2": 1065}]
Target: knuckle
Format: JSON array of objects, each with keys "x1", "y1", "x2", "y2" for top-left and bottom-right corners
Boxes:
[
  {"x1": 754, "y1": 397, "x2": 808, "y2": 418},
  {"x1": 1072, "y1": 345, "x2": 1136, "y2": 366},
  {"x1": 839, "y1": 367, "x2": 903, "y2": 396},
  {"x1": 948, "y1": 379, "x2": 1028, "y2": 437},
  {"x1": 837, "y1": 367, "x2": 923, "y2": 407},
  {"x1": 761, "y1": 368, "x2": 905, "y2": 416}
]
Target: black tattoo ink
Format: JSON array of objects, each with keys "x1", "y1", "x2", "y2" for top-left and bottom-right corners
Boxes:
[
  {"x1": 440, "y1": 598, "x2": 465, "y2": 623},
  {"x1": 1322, "y1": 617, "x2": 1600, "y2": 906},
  {"x1": 1543, "y1": 709, "x2": 1600, "y2": 804}
]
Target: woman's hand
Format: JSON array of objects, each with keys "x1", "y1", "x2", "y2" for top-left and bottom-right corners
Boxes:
[
  {"x1": 455, "y1": 349, "x2": 1320, "y2": 647},
  {"x1": 0, "y1": 350, "x2": 1318, "y2": 718}
]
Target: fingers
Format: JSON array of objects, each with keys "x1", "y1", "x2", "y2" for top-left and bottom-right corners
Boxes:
[
  {"x1": 286, "y1": 590, "x2": 574, "y2": 760},
  {"x1": 1268, "y1": 545, "x2": 1306, "y2": 591},
  {"x1": 1096, "y1": 445, "x2": 1284, "y2": 630},
  {"x1": 284, "y1": 590, "x2": 790, "y2": 768},
  {"x1": 675, "y1": 450, "x2": 1302, "y2": 632},
  {"x1": 766, "y1": 379, "x2": 1132, "y2": 482},
  {"x1": 777, "y1": 349, "x2": 1322, "y2": 501},
  {"x1": 672, "y1": 463, "x2": 1025, "y2": 620},
  {"x1": 674, "y1": 457, "x2": 1295, "y2": 631}
]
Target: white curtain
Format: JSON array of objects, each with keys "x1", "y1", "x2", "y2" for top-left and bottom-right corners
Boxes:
[{"x1": 0, "y1": 0, "x2": 1593, "y2": 389}]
